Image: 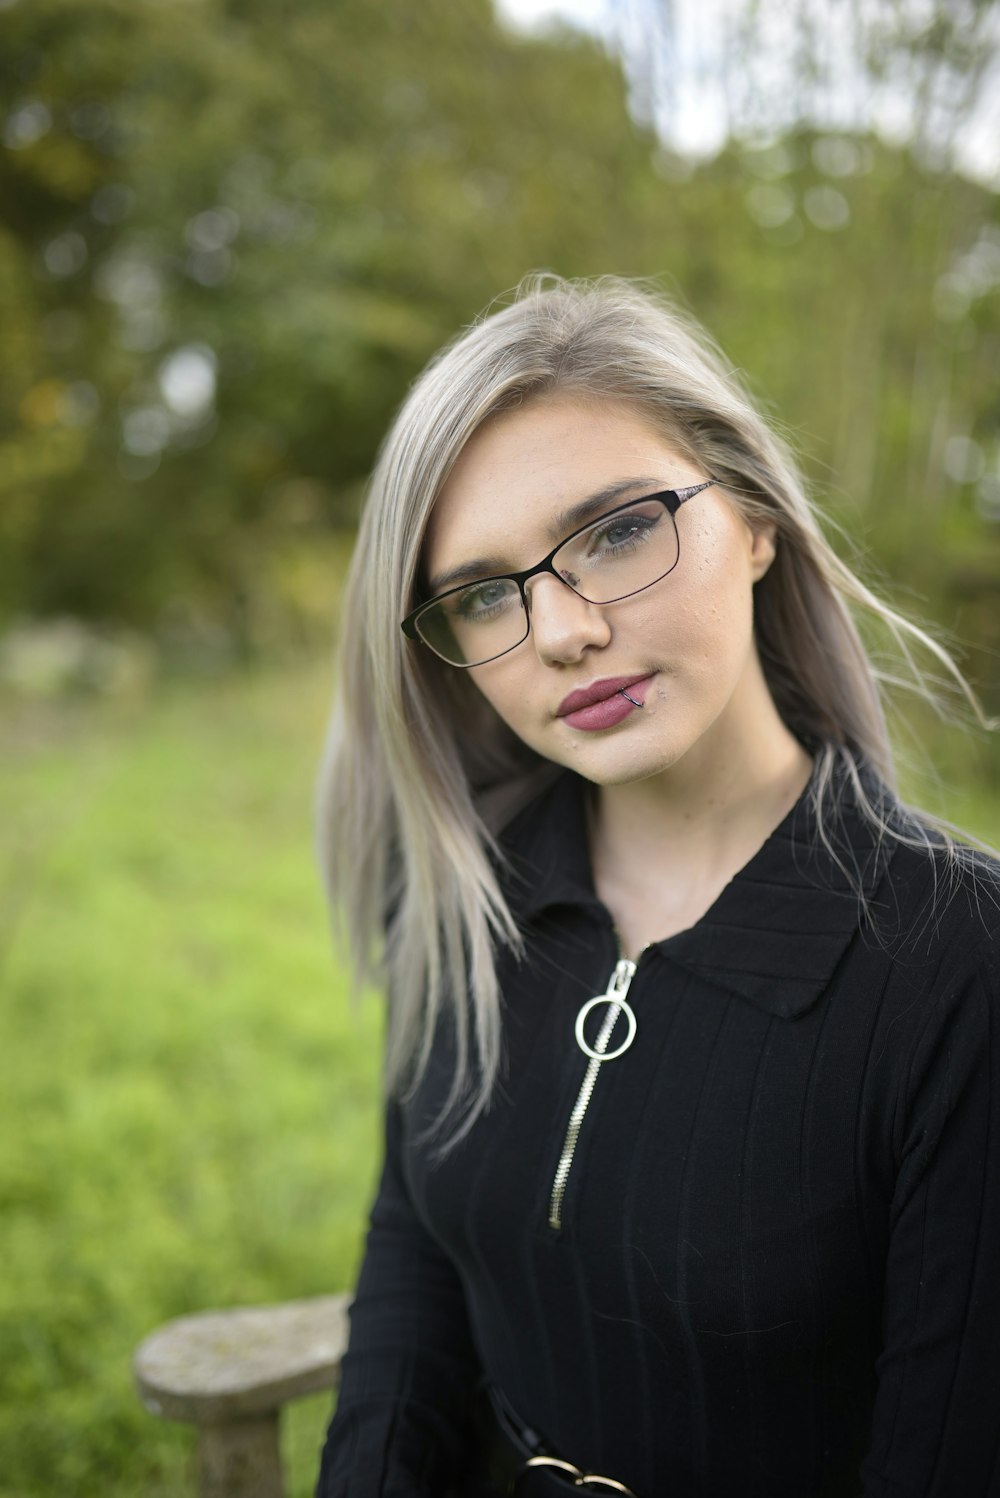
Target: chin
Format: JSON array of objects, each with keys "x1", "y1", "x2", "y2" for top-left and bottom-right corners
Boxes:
[{"x1": 559, "y1": 739, "x2": 685, "y2": 787}]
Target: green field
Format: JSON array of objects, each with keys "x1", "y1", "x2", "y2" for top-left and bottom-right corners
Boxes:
[
  {"x1": 1, "y1": 659, "x2": 998, "y2": 1497},
  {"x1": 0, "y1": 661, "x2": 384, "y2": 1497}
]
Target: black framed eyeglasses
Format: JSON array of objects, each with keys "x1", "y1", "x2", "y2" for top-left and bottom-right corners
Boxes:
[{"x1": 401, "y1": 481, "x2": 718, "y2": 668}]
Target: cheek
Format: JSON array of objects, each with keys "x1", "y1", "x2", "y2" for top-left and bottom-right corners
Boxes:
[
  {"x1": 467, "y1": 658, "x2": 531, "y2": 728},
  {"x1": 632, "y1": 563, "x2": 754, "y2": 672}
]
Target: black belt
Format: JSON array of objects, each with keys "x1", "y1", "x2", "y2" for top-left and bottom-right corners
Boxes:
[{"x1": 463, "y1": 1380, "x2": 640, "y2": 1498}]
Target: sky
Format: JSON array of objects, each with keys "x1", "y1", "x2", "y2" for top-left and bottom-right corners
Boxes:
[{"x1": 494, "y1": 0, "x2": 1000, "y2": 189}]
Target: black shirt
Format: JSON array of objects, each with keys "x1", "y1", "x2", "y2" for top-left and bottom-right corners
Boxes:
[{"x1": 317, "y1": 756, "x2": 1000, "y2": 1496}]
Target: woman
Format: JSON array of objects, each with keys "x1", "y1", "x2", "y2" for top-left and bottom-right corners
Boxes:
[{"x1": 314, "y1": 274, "x2": 1000, "y2": 1497}]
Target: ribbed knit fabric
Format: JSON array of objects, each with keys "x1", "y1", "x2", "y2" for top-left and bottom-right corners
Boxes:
[{"x1": 317, "y1": 757, "x2": 1000, "y2": 1497}]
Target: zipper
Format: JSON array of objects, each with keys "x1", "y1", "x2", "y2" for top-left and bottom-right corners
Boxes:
[{"x1": 548, "y1": 950, "x2": 640, "y2": 1231}]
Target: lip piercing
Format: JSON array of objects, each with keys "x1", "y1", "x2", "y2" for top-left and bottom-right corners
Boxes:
[{"x1": 618, "y1": 688, "x2": 643, "y2": 707}]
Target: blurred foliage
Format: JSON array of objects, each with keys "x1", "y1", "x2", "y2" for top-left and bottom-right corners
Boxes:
[
  {"x1": 1, "y1": 0, "x2": 680, "y2": 658},
  {"x1": 0, "y1": 0, "x2": 997, "y2": 685},
  {"x1": 626, "y1": 0, "x2": 1000, "y2": 178}
]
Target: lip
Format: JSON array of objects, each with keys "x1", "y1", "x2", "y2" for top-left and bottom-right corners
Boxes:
[{"x1": 556, "y1": 674, "x2": 654, "y2": 718}]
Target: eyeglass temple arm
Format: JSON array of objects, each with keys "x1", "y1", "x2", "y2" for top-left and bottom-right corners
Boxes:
[{"x1": 671, "y1": 479, "x2": 717, "y2": 511}]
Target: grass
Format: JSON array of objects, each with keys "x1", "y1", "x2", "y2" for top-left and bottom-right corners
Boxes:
[
  {"x1": 0, "y1": 658, "x2": 997, "y2": 1497},
  {"x1": 0, "y1": 660, "x2": 383, "y2": 1497}
]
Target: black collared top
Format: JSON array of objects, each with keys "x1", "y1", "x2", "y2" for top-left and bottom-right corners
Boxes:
[{"x1": 318, "y1": 755, "x2": 1000, "y2": 1498}]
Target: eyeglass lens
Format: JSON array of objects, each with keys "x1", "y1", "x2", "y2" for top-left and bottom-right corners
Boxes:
[{"x1": 416, "y1": 497, "x2": 679, "y2": 667}]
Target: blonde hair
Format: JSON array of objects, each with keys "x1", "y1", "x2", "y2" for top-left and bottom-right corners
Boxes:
[{"x1": 315, "y1": 273, "x2": 998, "y2": 1147}]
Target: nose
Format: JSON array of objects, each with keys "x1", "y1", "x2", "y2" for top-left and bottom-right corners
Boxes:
[{"x1": 525, "y1": 573, "x2": 611, "y2": 664}]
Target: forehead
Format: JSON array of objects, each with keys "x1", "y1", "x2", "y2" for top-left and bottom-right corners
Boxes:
[{"x1": 423, "y1": 393, "x2": 691, "y2": 573}]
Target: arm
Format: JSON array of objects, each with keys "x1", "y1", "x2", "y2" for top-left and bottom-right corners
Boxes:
[
  {"x1": 316, "y1": 1097, "x2": 481, "y2": 1497},
  {"x1": 860, "y1": 939, "x2": 1000, "y2": 1496}
]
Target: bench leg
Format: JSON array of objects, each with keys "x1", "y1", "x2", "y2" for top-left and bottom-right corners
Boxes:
[{"x1": 197, "y1": 1414, "x2": 284, "y2": 1498}]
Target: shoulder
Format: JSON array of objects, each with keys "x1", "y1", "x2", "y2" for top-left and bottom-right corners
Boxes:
[
  {"x1": 876, "y1": 823, "x2": 1000, "y2": 968},
  {"x1": 854, "y1": 830, "x2": 1000, "y2": 1139},
  {"x1": 855, "y1": 830, "x2": 1000, "y2": 1095},
  {"x1": 818, "y1": 754, "x2": 999, "y2": 969}
]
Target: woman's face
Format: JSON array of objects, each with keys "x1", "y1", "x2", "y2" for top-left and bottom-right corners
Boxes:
[{"x1": 422, "y1": 393, "x2": 780, "y2": 788}]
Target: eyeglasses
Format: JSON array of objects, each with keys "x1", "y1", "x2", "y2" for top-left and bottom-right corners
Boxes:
[{"x1": 401, "y1": 481, "x2": 718, "y2": 668}]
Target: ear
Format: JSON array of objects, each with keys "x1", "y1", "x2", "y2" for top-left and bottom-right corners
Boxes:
[{"x1": 748, "y1": 518, "x2": 778, "y2": 583}]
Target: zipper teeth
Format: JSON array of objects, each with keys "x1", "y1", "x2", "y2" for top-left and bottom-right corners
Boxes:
[{"x1": 548, "y1": 997, "x2": 624, "y2": 1230}]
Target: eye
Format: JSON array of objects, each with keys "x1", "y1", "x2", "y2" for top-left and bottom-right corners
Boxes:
[
  {"x1": 604, "y1": 518, "x2": 644, "y2": 545},
  {"x1": 588, "y1": 508, "x2": 658, "y2": 554},
  {"x1": 452, "y1": 579, "x2": 517, "y2": 621}
]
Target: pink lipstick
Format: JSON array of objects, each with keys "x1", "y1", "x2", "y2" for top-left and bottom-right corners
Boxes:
[{"x1": 556, "y1": 674, "x2": 654, "y2": 732}]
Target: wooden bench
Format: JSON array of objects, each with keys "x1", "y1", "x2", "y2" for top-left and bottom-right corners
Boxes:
[{"x1": 133, "y1": 1293, "x2": 351, "y2": 1498}]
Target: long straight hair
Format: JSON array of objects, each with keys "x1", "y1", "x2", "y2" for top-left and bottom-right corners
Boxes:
[{"x1": 315, "y1": 273, "x2": 997, "y2": 1147}]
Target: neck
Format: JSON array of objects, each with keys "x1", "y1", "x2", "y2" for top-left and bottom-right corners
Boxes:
[{"x1": 589, "y1": 722, "x2": 815, "y2": 907}]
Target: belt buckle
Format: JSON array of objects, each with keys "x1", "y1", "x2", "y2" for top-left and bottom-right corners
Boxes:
[{"x1": 512, "y1": 1454, "x2": 638, "y2": 1497}]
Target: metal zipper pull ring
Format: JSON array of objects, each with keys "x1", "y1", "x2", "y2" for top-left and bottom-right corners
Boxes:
[
  {"x1": 573, "y1": 957, "x2": 638, "y2": 1061},
  {"x1": 574, "y1": 995, "x2": 637, "y2": 1061}
]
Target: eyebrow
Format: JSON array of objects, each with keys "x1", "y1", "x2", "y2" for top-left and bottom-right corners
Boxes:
[{"x1": 425, "y1": 477, "x2": 666, "y2": 596}]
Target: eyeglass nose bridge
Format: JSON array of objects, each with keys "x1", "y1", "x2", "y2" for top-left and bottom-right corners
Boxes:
[
  {"x1": 520, "y1": 553, "x2": 589, "y2": 616},
  {"x1": 517, "y1": 567, "x2": 615, "y2": 664}
]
